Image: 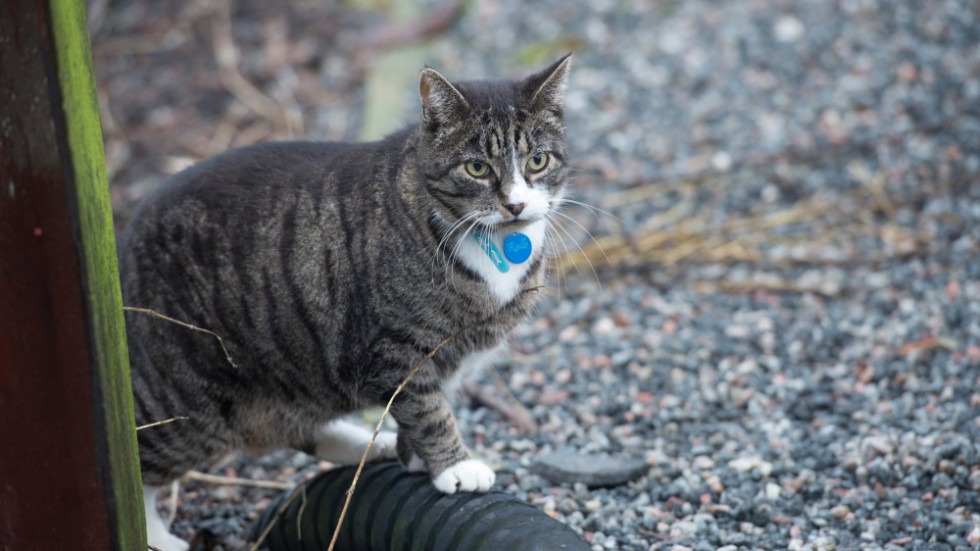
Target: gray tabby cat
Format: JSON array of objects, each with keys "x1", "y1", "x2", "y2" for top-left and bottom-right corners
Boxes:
[{"x1": 120, "y1": 55, "x2": 571, "y2": 551}]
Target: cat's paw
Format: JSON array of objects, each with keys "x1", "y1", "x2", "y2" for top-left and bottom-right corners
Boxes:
[
  {"x1": 144, "y1": 484, "x2": 189, "y2": 551},
  {"x1": 147, "y1": 525, "x2": 190, "y2": 551},
  {"x1": 432, "y1": 459, "x2": 495, "y2": 494}
]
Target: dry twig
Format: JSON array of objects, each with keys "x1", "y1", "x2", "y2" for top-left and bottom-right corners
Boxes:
[
  {"x1": 326, "y1": 326, "x2": 466, "y2": 551},
  {"x1": 463, "y1": 378, "x2": 538, "y2": 434},
  {"x1": 123, "y1": 306, "x2": 238, "y2": 368},
  {"x1": 210, "y1": 0, "x2": 300, "y2": 137},
  {"x1": 136, "y1": 416, "x2": 190, "y2": 432},
  {"x1": 361, "y1": 0, "x2": 466, "y2": 50},
  {"x1": 184, "y1": 471, "x2": 295, "y2": 490}
]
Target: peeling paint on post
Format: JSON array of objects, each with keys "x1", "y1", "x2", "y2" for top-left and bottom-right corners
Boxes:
[{"x1": 0, "y1": 1, "x2": 145, "y2": 550}]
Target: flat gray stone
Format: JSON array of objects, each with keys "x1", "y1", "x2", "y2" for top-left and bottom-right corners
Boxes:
[{"x1": 531, "y1": 453, "x2": 649, "y2": 488}]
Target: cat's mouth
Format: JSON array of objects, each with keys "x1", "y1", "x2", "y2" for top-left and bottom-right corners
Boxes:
[
  {"x1": 478, "y1": 213, "x2": 542, "y2": 232},
  {"x1": 497, "y1": 217, "x2": 536, "y2": 230}
]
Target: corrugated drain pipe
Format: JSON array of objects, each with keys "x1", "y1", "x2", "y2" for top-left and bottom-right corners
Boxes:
[{"x1": 250, "y1": 461, "x2": 590, "y2": 550}]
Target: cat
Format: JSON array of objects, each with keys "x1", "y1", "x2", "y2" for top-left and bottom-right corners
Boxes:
[{"x1": 119, "y1": 55, "x2": 571, "y2": 551}]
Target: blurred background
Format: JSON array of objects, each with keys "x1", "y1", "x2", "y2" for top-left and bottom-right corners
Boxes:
[{"x1": 91, "y1": 1, "x2": 980, "y2": 549}]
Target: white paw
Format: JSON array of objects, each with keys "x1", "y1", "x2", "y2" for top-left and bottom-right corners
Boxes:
[
  {"x1": 314, "y1": 419, "x2": 397, "y2": 464},
  {"x1": 406, "y1": 453, "x2": 426, "y2": 473},
  {"x1": 367, "y1": 431, "x2": 399, "y2": 461},
  {"x1": 144, "y1": 485, "x2": 189, "y2": 551},
  {"x1": 147, "y1": 530, "x2": 190, "y2": 551},
  {"x1": 432, "y1": 459, "x2": 495, "y2": 494}
]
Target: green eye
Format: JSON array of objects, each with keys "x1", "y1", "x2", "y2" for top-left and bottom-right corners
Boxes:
[
  {"x1": 527, "y1": 152, "x2": 549, "y2": 172},
  {"x1": 464, "y1": 160, "x2": 490, "y2": 178}
]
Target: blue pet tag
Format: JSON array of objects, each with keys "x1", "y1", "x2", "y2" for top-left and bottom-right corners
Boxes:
[
  {"x1": 473, "y1": 232, "x2": 510, "y2": 273},
  {"x1": 503, "y1": 232, "x2": 532, "y2": 264},
  {"x1": 473, "y1": 231, "x2": 533, "y2": 272}
]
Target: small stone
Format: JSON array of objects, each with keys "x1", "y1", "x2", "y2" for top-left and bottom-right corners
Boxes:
[
  {"x1": 706, "y1": 474, "x2": 725, "y2": 493},
  {"x1": 830, "y1": 505, "x2": 850, "y2": 519},
  {"x1": 773, "y1": 15, "x2": 804, "y2": 43},
  {"x1": 729, "y1": 456, "x2": 773, "y2": 476},
  {"x1": 585, "y1": 498, "x2": 602, "y2": 512},
  {"x1": 532, "y1": 453, "x2": 649, "y2": 488},
  {"x1": 593, "y1": 317, "x2": 617, "y2": 335},
  {"x1": 693, "y1": 455, "x2": 715, "y2": 470},
  {"x1": 711, "y1": 151, "x2": 733, "y2": 172},
  {"x1": 969, "y1": 470, "x2": 980, "y2": 491},
  {"x1": 765, "y1": 482, "x2": 782, "y2": 500},
  {"x1": 968, "y1": 525, "x2": 980, "y2": 546}
]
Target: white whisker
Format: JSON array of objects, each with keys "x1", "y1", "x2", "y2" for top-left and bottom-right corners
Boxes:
[
  {"x1": 551, "y1": 209, "x2": 612, "y2": 268},
  {"x1": 447, "y1": 215, "x2": 484, "y2": 293},
  {"x1": 548, "y1": 213, "x2": 602, "y2": 291},
  {"x1": 543, "y1": 223, "x2": 569, "y2": 301},
  {"x1": 430, "y1": 212, "x2": 480, "y2": 284},
  {"x1": 555, "y1": 197, "x2": 621, "y2": 223}
]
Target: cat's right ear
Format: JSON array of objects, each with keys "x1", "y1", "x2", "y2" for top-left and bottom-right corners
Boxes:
[{"x1": 419, "y1": 68, "x2": 470, "y2": 130}]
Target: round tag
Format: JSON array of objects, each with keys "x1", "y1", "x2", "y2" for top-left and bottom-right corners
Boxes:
[{"x1": 503, "y1": 232, "x2": 532, "y2": 264}]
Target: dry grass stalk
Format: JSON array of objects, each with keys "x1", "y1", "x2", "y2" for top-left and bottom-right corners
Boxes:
[
  {"x1": 136, "y1": 416, "x2": 190, "y2": 431},
  {"x1": 184, "y1": 471, "x2": 295, "y2": 490},
  {"x1": 168, "y1": 480, "x2": 180, "y2": 529},
  {"x1": 691, "y1": 279, "x2": 842, "y2": 298},
  {"x1": 463, "y1": 377, "x2": 538, "y2": 434},
  {"x1": 326, "y1": 326, "x2": 466, "y2": 551},
  {"x1": 559, "y1": 180, "x2": 915, "y2": 274},
  {"x1": 123, "y1": 306, "x2": 238, "y2": 368}
]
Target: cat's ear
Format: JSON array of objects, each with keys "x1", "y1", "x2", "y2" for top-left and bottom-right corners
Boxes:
[
  {"x1": 419, "y1": 68, "x2": 470, "y2": 128},
  {"x1": 523, "y1": 54, "x2": 572, "y2": 115}
]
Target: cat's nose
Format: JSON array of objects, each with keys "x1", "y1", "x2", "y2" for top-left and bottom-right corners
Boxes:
[{"x1": 505, "y1": 202, "x2": 527, "y2": 216}]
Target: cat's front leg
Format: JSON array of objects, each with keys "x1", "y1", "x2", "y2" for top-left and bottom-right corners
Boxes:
[{"x1": 392, "y1": 389, "x2": 495, "y2": 494}]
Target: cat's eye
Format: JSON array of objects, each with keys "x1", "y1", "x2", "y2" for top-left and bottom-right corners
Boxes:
[
  {"x1": 464, "y1": 160, "x2": 491, "y2": 178},
  {"x1": 526, "y1": 152, "x2": 549, "y2": 173}
]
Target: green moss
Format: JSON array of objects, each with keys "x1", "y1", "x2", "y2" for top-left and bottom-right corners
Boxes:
[{"x1": 48, "y1": 0, "x2": 146, "y2": 548}]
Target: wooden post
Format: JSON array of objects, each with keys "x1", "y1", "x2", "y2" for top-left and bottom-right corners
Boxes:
[{"x1": 0, "y1": 1, "x2": 146, "y2": 550}]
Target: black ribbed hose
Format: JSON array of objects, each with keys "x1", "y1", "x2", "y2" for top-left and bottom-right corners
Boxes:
[{"x1": 250, "y1": 461, "x2": 590, "y2": 551}]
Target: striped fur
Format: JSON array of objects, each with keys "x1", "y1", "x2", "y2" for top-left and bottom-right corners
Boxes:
[{"x1": 120, "y1": 57, "x2": 572, "y2": 495}]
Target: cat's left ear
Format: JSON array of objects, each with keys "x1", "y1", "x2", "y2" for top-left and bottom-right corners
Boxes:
[
  {"x1": 419, "y1": 67, "x2": 470, "y2": 129},
  {"x1": 523, "y1": 53, "x2": 572, "y2": 115}
]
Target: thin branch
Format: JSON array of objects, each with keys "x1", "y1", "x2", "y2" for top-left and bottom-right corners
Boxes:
[
  {"x1": 136, "y1": 416, "x2": 189, "y2": 431},
  {"x1": 463, "y1": 378, "x2": 538, "y2": 434},
  {"x1": 184, "y1": 471, "x2": 295, "y2": 490},
  {"x1": 168, "y1": 480, "x2": 179, "y2": 528},
  {"x1": 211, "y1": 0, "x2": 294, "y2": 136},
  {"x1": 123, "y1": 306, "x2": 238, "y2": 368},
  {"x1": 361, "y1": 0, "x2": 466, "y2": 50}
]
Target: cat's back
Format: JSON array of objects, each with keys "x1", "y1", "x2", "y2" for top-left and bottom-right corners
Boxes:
[
  {"x1": 120, "y1": 135, "x2": 408, "y2": 261},
  {"x1": 135, "y1": 140, "x2": 371, "y2": 214},
  {"x1": 118, "y1": 136, "x2": 413, "y2": 315}
]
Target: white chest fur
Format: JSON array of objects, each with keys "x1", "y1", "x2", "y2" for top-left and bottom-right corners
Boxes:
[{"x1": 455, "y1": 219, "x2": 546, "y2": 304}]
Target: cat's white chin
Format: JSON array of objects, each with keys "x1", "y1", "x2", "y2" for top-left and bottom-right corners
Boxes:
[
  {"x1": 457, "y1": 218, "x2": 546, "y2": 304},
  {"x1": 432, "y1": 459, "x2": 496, "y2": 494}
]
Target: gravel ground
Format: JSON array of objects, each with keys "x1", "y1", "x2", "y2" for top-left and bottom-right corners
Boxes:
[{"x1": 93, "y1": 1, "x2": 980, "y2": 549}]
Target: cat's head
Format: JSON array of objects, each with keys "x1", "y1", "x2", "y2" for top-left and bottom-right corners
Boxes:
[{"x1": 416, "y1": 56, "x2": 571, "y2": 231}]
